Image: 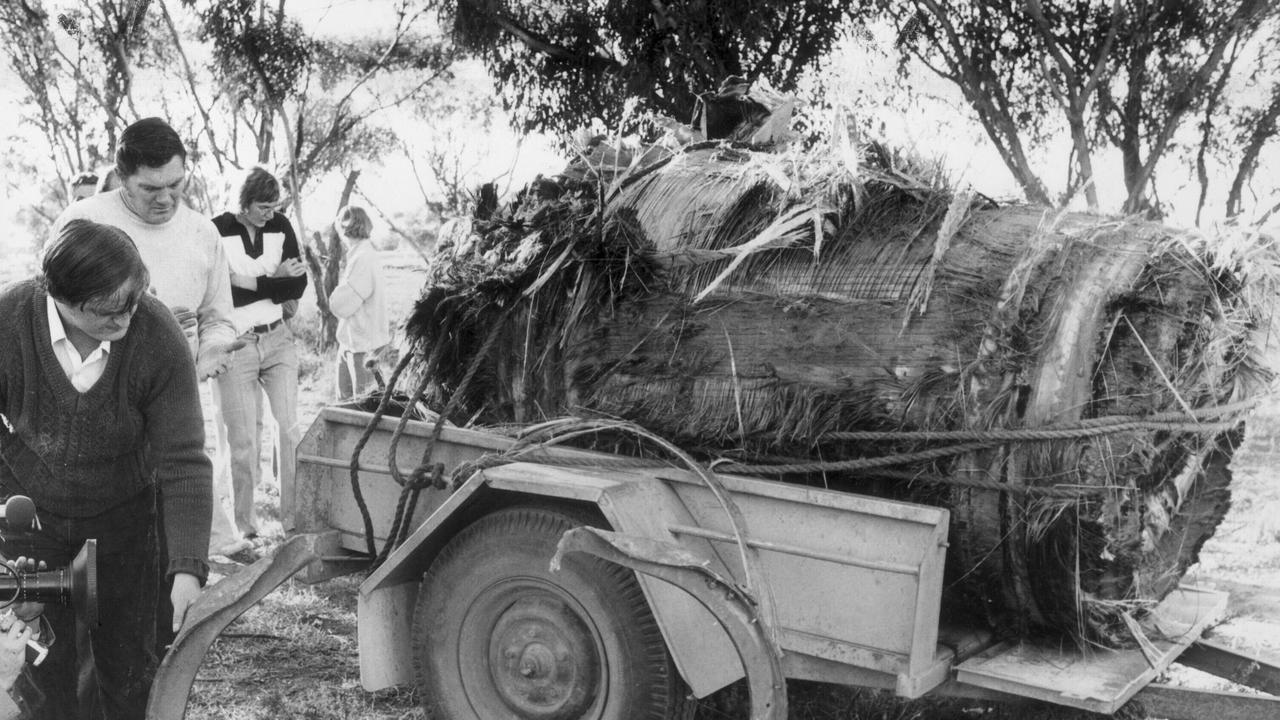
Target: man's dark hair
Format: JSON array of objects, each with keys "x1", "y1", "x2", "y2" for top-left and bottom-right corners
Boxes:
[
  {"x1": 43, "y1": 220, "x2": 150, "y2": 307},
  {"x1": 70, "y1": 171, "x2": 99, "y2": 189},
  {"x1": 116, "y1": 117, "x2": 187, "y2": 178},
  {"x1": 240, "y1": 167, "x2": 281, "y2": 210}
]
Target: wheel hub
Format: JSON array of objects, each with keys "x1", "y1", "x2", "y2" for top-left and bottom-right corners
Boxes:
[{"x1": 488, "y1": 592, "x2": 600, "y2": 719}]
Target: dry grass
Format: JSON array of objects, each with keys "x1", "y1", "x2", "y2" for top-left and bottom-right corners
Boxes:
[{"x1": 184, "y1": 574, "x2": 423, "y2": 720}]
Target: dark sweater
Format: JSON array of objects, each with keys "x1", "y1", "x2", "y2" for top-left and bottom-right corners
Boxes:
[
  {"x1": 0, "y1": 281, "x2": 211, "y2": 581},
  {"x1": 210, "y1": 212, "x2": 307, "y2": 307}
]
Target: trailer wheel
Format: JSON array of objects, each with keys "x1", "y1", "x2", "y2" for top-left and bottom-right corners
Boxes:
[{"x1": 412, "y1": 506, "x2": 695, "y2": 720}]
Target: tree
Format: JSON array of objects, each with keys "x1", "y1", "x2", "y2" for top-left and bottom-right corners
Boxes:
[
  {"x1": 184, "y1": 0, "x2": 457, "y2": 347},
  {"x1": 427, "y1": 0, "x2": 867, "y2": 137},
  {"x1": 303, "y1": 170, "x2": 360, "y2": 350},
  {"x1": 0, "y1": 0, "x2": 158, "y2": 218},
  {"x1": 887, "y1": 0, "x2": 1280, "y2": 218},
  {"x1": 1219, "y1": 16, "x2": 1280, "y2": 220}
]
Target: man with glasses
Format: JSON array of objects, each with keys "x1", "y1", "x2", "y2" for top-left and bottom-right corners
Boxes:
[
  {"x1": 211, "y1": 167, "x2": 307, "y2": 540},
  {"x1": 0, "y1": 220, "x2": 211, "y2": 719}
]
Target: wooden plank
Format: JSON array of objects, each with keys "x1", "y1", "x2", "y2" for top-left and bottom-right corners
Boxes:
[
  {"x1": 1177, "y1": 639, "x2": 1280, "y2": 695},
  {"x1": 1134, "y1": 683, "x2": 1280, "y2": 720},
  {"x1": 954, "y1": 586, "x2": 1228, "y2": 714}
]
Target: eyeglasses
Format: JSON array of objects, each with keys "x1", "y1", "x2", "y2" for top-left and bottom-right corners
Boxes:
[{"x1": 79, "y1": 298, "x2": 139, "y2": 320}]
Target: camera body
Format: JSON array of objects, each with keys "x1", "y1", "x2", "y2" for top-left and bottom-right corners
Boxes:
[{"x1": 0, "y1": 496, "x2": 99, "y2": 627}]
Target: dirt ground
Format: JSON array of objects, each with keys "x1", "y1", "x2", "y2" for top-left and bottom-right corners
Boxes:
[{"x1": 170, "y1": 251, "x2": 1280, "y2": 718}]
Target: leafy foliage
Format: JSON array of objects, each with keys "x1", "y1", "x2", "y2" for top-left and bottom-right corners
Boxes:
[
  {"x1": 430, "y1": 0, "x2": 868, "y2": 137},
  {"x1": 188, "y1": 0, "x2": 315, "y2": 109},
  {"x1": 0, "y1": 0, "x2": 162, "y2": 202},
  {"x1": 888, "y1": 0, "x2": 1280, "y2": 218},
  {"x1": 183, "y1": 0, "x2": 456, "y2": 183}
]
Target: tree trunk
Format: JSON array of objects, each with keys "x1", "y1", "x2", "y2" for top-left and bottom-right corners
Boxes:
[
  {"x1": 1226, "y1": 91, "x2": 1280, "y2": 218},
  {"x1": 403, "y1": 147, "x2": 1266, "y2": 646},
  {"x1": 302, "y1": 169, "x2": 359, "y2": 349}
]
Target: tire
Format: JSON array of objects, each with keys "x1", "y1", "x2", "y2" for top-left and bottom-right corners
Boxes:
[{"x1": 412, "y1": 505, "x2": 696, "y2": 720}]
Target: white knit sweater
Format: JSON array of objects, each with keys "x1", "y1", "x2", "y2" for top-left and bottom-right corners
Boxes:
[{"x1": 49, "y1": 190, "x2": 238, "y2": 359}]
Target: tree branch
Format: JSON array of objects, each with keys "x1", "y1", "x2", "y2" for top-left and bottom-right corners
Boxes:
[
  {"x1": 353, "y1": 186, "x2": 432, "y2": 264},
  {"x1": 158, "y1": 0, "x2": 227, "y2": 171},
  {"x1": 484, "y1": 8, "x2": 621, "y2": 75}
]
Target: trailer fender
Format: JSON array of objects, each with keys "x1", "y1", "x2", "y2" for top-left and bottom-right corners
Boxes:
[
  {"x1": 358, "y1": 462, "x2": 746, "y2": 697},
  {"x1": 554, "y1": 526, "x2": 787, "y2": 720}
]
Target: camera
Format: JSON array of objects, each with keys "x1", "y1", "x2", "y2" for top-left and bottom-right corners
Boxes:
[{"x1": 0, "y1": 495, "x2": 99, "y2": 662}]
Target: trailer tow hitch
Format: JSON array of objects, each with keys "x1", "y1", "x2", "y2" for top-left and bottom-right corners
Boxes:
[
  {"x1": 554, "y1": 526, "x2": 787, "y2": 720},
  {"x1": 145, "y1": 533, "x2": 325, "y2": 720}
]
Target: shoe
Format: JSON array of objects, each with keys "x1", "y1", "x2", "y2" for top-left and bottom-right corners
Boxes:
[
  {"x1": 226, "y1": 547, "x2": 260, "y2": 565},
  {"x1": 211, "y1": 538, "x2": 253, "y2": 558}
]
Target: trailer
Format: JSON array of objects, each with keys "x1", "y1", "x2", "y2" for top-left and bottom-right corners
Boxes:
[{"x1": 151, "y1": 404, "x2": 1280, "y2": 719}]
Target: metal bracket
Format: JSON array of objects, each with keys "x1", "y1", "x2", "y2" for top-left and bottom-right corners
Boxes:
[
  {"x1": 553, "y1": 526, "x2": 787, "y2": 720},
  {"x1": 145, "y1": 533, "x2": 324, "y2": 720}
]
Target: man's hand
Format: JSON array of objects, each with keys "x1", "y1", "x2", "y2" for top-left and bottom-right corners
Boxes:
[
  {"x1": 196, "y1": 339, "x2": 247, "y2": 380},
  {"x1": 0, "y1": 614, "x2": 31, "y2": 693},
  {"x1": 170, "y1": 572, "x2": 202, "y2": 633},
  {"x1": 170, "y1": 305, "x2": 197, "y2": 334},
  {"x1": 274, "y1": 258, "x2": 306, "y2": 278},
  {"x1": 6, "y1": 558, "x2": 43, "y2": 626}
]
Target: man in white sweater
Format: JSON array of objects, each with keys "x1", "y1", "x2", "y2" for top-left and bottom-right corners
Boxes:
[
  {"x1": 47, "y1": 118, "x2": 245, "y2": 671},
  {"x1": 49, "y1": 117, "x2": 240, "y2": 378}
]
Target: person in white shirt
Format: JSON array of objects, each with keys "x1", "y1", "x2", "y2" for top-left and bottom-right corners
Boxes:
[
  {"x1": 211, "y1": 167, "x2": 307, "y2": 536},
  {"x1": 49, "y1": 117, "x2": 240, "y2": 379},
  {"x1": 329, "y1": 205, "x2": 390, "y2": 399}
]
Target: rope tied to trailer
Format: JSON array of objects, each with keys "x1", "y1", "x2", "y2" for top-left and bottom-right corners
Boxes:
[
  {"x1": 422, "y1": 406, "x2": 1247, "y2": 498},
  {"x1": 348, "y1": 306, "x2": 514, "y2": 569},
  {"x1": 348, "y1": 325, "x2": 1256, "y2": 563}
]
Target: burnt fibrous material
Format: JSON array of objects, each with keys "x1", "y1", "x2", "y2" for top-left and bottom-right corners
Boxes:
[{"x1": 405, "y1": 143, "x2": 1276, "y2": 646}]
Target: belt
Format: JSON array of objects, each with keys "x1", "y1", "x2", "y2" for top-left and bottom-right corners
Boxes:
[{"x1": 250, "y1": 318, "x2": 284, "y2": 334}]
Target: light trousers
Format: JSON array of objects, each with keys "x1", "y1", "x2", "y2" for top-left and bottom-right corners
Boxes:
[{"x1": 214, "y1": 322, "x2": 301, "y2": 535}]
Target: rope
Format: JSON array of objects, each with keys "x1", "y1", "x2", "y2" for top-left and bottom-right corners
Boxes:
[
  {"x1": 373, "y1": 307, "x2": 514, "y2": 568},
  {"x1": 385, "y1": 347, "x2": 444, "y2": 488},
  {"x1": 815, "y1": 415, "x2": 1247, "y2": 443},
  {"x1": 346, "y1": 351, "x2": 415, "y2": 559},
  {"x1": 372, "y1": 348, "x2": 444, "y2": 568},
  {"x1": 476, "y1": 409, "x2": 1248, "y2": 498},
  {"x1": 720, "y1": 441, "x2": 997, "y2": 474}
]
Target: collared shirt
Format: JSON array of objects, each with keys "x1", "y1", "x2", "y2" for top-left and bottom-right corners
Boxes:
[
  {"x1": 210, "y1": 212, "x2": 307, "y2": 334},
  {"x1": 49, "y1": 189, "x2": 238, "y2": 361},
  {"x1": 46, "y1": 298, "x2": 110, "y2": 392}
]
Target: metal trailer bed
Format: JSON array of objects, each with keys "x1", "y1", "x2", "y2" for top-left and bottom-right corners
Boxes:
[{"x1": 147, "y1": 406, "x2": 1280, "y2": 720}]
